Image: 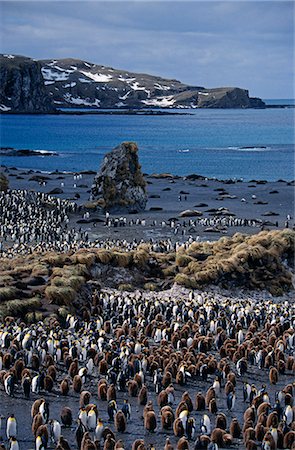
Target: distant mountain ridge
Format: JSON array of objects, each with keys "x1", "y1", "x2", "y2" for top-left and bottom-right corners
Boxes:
[{"x1": 0, "y1": 54, "x2": 265, "y2": 112}]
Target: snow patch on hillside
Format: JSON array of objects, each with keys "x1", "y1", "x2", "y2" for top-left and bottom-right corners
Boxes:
[
  {"x1": 63, "y1": 93, "x2": 101, "y2": 107},
  {"x1": 142, "y1": 96, "x2": 175, "y2": 107},
  {"x1": 80, "y1": 71, "x2": 113, "y2": 82},
  {"x1": 41, "y1": 68, "x2": 70, "y2": 81},
  {"x1": 0, "y1": 104, "x2": 11, "y2": 111}
]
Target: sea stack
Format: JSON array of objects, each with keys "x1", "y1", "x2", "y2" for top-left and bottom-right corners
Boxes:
[{"x1": 91, "y1": 142, "x2": 147, "y2": 213}]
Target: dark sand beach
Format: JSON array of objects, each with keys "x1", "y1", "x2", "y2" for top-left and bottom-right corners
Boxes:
[{"x1": 1, "y1": 165, "x2": 294, "y2": 248}]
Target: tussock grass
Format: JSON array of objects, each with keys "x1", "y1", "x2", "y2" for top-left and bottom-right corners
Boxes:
[
  {"x1": 175, "y1": 254, "x2": 194, "y2": 267},
  {"x1": 173, "y1": 230, "x2": 294, "y2": 293},
  {"x1": 0, "y1": 287, "x2": 19, "y2": 302},
  {"x1": 73, "y1": 252, "x2": 96, "y2": 267},
  {"x1": 0, "y1": 275, "x2": 14, "y2": 286},
  {"x1": 118, "y1": 283, "x2": 134, "y2": 291},
  {"x1": 174, "y1": 273, "x2": 197, "y2": 289},
  {"x1": 51, "y1": 275, "x2": 85, "y2": 290},
  {"x1": 43, "y1": 253, "x2": 68, "y2": 266},
  {"x1": 45, "y1": 286, "x2": 76, "y2": 306},
  {"x1": 95, "y1": 250, "x2": 113, "y2": 265},
  {"x1": 143, "y1": 282, "x2": 158, "y2": 291},
  {"x1": 0, "y1": 297, "x2": 41, "y2": 318},
  {"x1": 133, "y1": 249, "x2": 149, "y2": 267},
  {"x1": 112, "y1": 252, "x2": 133, "y2": 267},
  {"x1": 31, "y1": 264, "x2": 49, "y2": 277}
]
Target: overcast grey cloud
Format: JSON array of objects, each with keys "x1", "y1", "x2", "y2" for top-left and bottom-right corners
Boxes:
[{"x1": 0, "y1": 1, "x2": 294, "y2": 98}]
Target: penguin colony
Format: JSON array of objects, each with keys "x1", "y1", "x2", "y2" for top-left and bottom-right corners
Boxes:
[
  {"x1": 0, "y1": 188, "x2": 273, "y2": 258},
  {"x1": 0, "y1": 289, "x2": 294, "y2": 449}
]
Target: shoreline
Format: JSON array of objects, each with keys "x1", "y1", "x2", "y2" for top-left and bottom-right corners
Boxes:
[
  {"x1": 1, "y1": 165, "x2": 294, "y2": 249},
  {"x1": 1, "y1": 104, "x2": 294, "y2": 115}
]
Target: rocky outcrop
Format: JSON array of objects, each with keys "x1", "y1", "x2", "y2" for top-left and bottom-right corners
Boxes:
[
  {"x1": 0, "y1": 172, "x2": 9, "y2": 192},
  {"x1": 91, "y1": 142, "x2": 147, "y2": 213},
  {"x1": 0, "y1": 55, "x2": 54, "y2": 113}
]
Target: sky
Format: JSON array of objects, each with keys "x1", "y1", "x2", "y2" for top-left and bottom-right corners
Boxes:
[{"x1": 0, "y1": 0, "x2": 294, "y2": 98}]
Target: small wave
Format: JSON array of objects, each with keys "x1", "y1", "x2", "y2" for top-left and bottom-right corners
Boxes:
[
  {"x1": 228, "y1": 146, "x2": 270, "y2": 152},
  {"x1": 178, "y1": 149, "x2": 190, "y2": 153}
]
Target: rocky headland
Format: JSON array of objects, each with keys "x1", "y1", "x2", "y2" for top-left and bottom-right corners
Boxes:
[{"x1": 0, "y1": 54, "x2": 266, "y2": 112}]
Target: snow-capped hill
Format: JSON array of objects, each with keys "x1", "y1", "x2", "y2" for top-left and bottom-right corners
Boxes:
[
  {"x1": 40, "y1": 57, "x2": 196, "y2": 109},
  {"x1": 0, "y1": 55, "x2": 266, "y2": 112}
]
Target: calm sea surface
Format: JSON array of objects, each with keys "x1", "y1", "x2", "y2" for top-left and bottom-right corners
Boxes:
[{"x1": 0, "y1": 101, "x2": 294, "y2": 181}]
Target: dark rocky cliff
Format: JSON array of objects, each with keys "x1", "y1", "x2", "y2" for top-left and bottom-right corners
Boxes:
[{"x1": 0, "y1": 55, "x2": 54, "y2": 113}]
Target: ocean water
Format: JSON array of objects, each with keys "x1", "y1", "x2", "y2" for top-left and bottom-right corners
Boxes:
[{"x1": 0, "y1": 105, "x2": 294, "y2": 180}]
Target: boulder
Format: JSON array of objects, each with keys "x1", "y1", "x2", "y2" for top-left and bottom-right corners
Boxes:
[
  {"x1": 179, "y1": 209, "x2": 203, "y2": 217},
  {"x1": 48, "y1": 188, "x2": 63, "y2": 195},
  {"x1": 91, "y1": 142, "x2": 147, "y2": 213}
]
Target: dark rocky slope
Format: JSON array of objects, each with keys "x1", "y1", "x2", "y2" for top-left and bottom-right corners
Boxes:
[
  {"x1": 0, "y1": 54, "x2": 54, "y2": 113},
  {"x1": 0, "y1": 54, "x2": 265, "y2": 111}
]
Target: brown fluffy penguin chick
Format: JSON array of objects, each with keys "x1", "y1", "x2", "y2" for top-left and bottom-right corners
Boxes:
[
  {"x1": 243, "y1": 427, "x2": 256, "y2": 444},
  {"x1": 68, "y1": 359, "x2": 79, "y2": 378},
  {"x1": 223, "y1": 434, "x2": 233, "y2": 446},
  {"x1": 266, "y1": 411, "x2": 279, "y2": 428},
  {"x1": 128, "y1": 380, "x2": 139, "y2": 397},
  {"x1": 195, "y1": 392, "x2": 205, "y2": 411},
  {"x1": 81, "y1": 432, "x2": 96, "y2": 450},
  {"x1": 144, "y1": 411, "x2": 157, "y2": 432},
  {"x1": 245, "y1": 440, "x2": 257, "y2": 450},
  {"x1": 176, "y1": 437, "x2": 189, "y2": 450},
  {"x1": 115, "y1": 411, "x2": 126, "y2": 433},
  {"x1": 255, "y1": 423, "x2": 267, "y2": 443},
  {"x1": 243, "y1": 406, "x2": 256, "y2": 423},
  {"x1": 173, "y1": 418, "x2": 185, "y2": 437},
  {"x1": 80, "y1": 390, "x2": 91, "y2": 408},
  {"x1": 31, "y1": 398, "x2": 45, "y2": 418},
  {"x1": 164, "y1": 437, "x2": 174, "y2": 450},
  {"x1": 209, "y1": 398, "x2": 218, "y2": 414},
  {"x1": 73, "y1": 375, "x2": 82, "y2": 393},
  {"x1": 36, "y1": 425, "x2": 49, "y2": 447},
  {"x1": 115, "y1": 440, "x2": 125, "y2": 449},
  {"x1": 107, "y1": 384, "x2": 116, "y2": 401},
  {"x1": 98, "y1": 382, "x2": 107, "y2": 400},
  {"x1": 44, "y1": 374, "x2": 54, "y2": 392},
  {"x1": 269, "y1": 366, "x2": 279, "y2": 384},
  {"x1": 60, "y1": 378, "x2": 70, "y2": 396},
  {"x1": 103, "y1": 433, "x2": 116, "y2": 450},
  {"x1": 211, "y1": 428, "x2": 226, "y2": 447},
  {"x1": 262, "y1": 432, "x2": 276, "y2": 450},
  {"x1": 131, "y1": 440, "x2": 146, "y2": 450},
  {"x1": 32, "y1": 413, "x2": 43, "y2": 436},
  {"x1": 60, "y1": 407, "x2": 72, "y2": 427},
  {"x1": 181, "y1": 391, "x2": 193, "y2": 412},
  {"x1": 284, "y1": 431, "x2": 295, "y2": 449},
  {"x1": 47, "y1": 364, "x2": 57, "y2": 381},
  {"x1": 138, "y1": 385, "x2": 148, "y2": 405},
  {"x1": 205, "y1": 387, "x2": 215, "y2": 406},
  {"x1": 161, "y1": 406, "x2": 174, "y2": 430},
  {"x1": 55, "y1": 436, "x2": 71, "y2": 450},
  {"x1": 157, "y1": 390, "x2": 168, "y2": 408},
  {"x1": 230, "y1": 418, "x2": 241, "y2": 438},
  {"x1": 215, "y1": 413, "x2": 227, "y2": 430}
]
